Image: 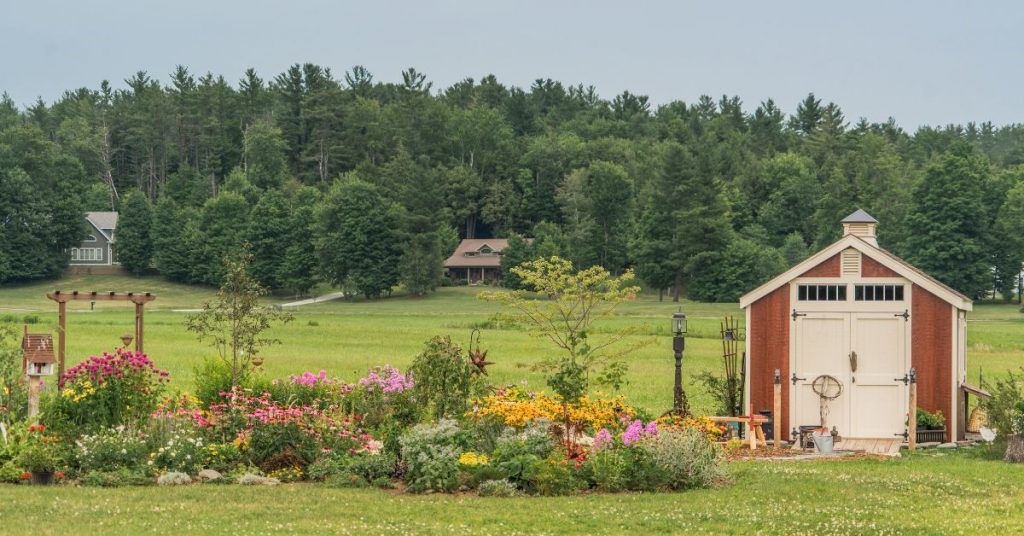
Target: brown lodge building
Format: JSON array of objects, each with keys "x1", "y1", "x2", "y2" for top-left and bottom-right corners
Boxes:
[{"x1": 443, "y1": 239, "x2": 510, "y2": 284}]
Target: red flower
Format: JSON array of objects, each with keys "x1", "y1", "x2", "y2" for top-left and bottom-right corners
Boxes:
[
  {"x1": 55, "y1": 471, "x2": 65, "y2": 479},
  {"x1": 19, "y1": 472, "x2": 30, "y2": 480}
]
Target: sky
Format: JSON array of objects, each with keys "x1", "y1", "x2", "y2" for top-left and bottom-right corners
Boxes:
[{"x1": 1, "y1": 0, "x2": 1021, "y2": 129}]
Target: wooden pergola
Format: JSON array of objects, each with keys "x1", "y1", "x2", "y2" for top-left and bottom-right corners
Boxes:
[{"x1": 46, "y1": 291, "x2": 157, "y2": 377}]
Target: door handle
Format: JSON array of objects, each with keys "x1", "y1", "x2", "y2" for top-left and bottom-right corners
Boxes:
[{"x1": 849, "y1": 351, "x2": 857, "y2": 372}]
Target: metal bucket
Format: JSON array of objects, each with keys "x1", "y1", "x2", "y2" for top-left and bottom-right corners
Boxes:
[{"x1": 812, "y1": 432, "x2": 834, "y2": 454}]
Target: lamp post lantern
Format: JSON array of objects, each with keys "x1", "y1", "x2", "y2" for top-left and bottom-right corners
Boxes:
[{"x1": 672, "y1": 311, "x2": 690, "y2": 416}]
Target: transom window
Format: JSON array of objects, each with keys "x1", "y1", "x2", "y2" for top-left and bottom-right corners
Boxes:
[
  {"x1": 855, "y1": 284, "x2": 904, "y2": 301},
  {"x1": 797, "y1": 284, "x2": 847, "y2": 301}
]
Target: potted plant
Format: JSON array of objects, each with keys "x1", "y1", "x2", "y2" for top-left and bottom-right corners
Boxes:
[
  {"x1": 915, "y1": 409, "x2": 946, "y2": 443},
  {"x1": 16, "y1": 424, "x2": 62, "y2": 485}
]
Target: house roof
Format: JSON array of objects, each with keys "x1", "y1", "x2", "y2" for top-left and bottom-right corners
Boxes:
[
  {"x1": 841, "y1": 209, "x2": 878, "y2": 224},
  {"x1": 86, "y1": 211, "x2": 118, "y2": 241},
  {"x1": 444, "y1": 239, "x2": 510, "y2": 268},
  {"x1": 739, "y1": 234, "x2": 973, "y2": 311},
  {"x1": 22, "y1": 333, "x2": 55, "y2": 364}
]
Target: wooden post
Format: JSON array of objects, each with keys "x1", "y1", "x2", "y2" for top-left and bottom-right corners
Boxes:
[
  {"x1": 748, "y1": 402, "x2": 756, "y2": 450},
  {"x1": 27, "y1": 376, "x2": 41, "y2": 418},
  {"x1": 908, "y1": 367, "x2": 918, "y2": 450},
  {"x1": 57, "y1": 300, "x2": 66, "y2": 378},
  {"x1": 773, "y1": 368, "x2": 782, "y2": 447},
  {"x1": 135, "y1": 302, "x2": 143, "y2": 353}
]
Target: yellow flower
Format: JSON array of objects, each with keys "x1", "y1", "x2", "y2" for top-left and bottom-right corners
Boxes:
[{"x1": 458, "y1": 451, "x2": 489, "y2": 466}]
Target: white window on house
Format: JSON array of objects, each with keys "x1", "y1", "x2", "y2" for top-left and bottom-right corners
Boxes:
[
  {"x1": 855, "y1": 284, "x2": 905, "y2": 301},
  {"x1": 76, "y1": 248, "x2": 103, "y2": 261},
  {"x1": 84, "y1": 234, "x2": 97, "y2": 242},
  {"x1": 797, "y1": 284, "x2": 847, "y2": 301}
]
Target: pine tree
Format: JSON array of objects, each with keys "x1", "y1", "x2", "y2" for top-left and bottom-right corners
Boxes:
[
  {"x1": 245, "y1": 190, "x2": 291, "y2": 290},
  {"x1": 114, "y1": 190, "x2": 153, "y2": 274},
  {"x1": 197, "y1": 192, "x2": 251, "y2": 285},
  {"x1": 151, "y1": 198, "x2": 192, "y2": 282},
  {"x1": 780, "y1": 232, "x2": 810, "y2": 266},
  {"x1": 903, "y1": 143, "x2": 991, "y2": 298},
  {"x1": 579, "y1": 160, "x2": 633, "y2": 273},
  {"x1": 280, "y1": 187, "x2": 321, "y2": 297}
]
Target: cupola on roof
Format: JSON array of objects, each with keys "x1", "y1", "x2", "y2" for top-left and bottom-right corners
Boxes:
[{"x1": 841, "y1": 209, "x2": 878, "y2": 246}]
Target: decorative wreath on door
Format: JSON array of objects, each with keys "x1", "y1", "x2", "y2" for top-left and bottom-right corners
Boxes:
[{"x1": 811, "y1": 374, "x2": 843, "y2": 428}]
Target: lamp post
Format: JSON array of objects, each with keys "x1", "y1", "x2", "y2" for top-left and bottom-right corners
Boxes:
[{"x1": 672, "y1": 311, "x2": 690, "y2": 416}]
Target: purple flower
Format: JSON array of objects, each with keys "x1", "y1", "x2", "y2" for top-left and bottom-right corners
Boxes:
[{"x1": 593, "y1": 428, "x2": 613, "y2": 450}]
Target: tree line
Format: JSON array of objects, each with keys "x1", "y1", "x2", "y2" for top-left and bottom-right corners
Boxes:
[{"x1": 3, "y1": 64, "x2": 1024, "y2": 300}]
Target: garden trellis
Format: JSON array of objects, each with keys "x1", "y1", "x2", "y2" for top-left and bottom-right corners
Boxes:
[{"x1": 46, "y1": 291, "x2": 156, "y2": 377}]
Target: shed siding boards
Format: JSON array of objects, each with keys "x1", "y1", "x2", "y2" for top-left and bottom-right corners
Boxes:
[
  {"x1": 912, "y1": 286, "x2": 954, "y2": 442},
  {"x1": 748, "y1": 285, "x2": 790, "y2": 438},
  {"x1": 801, "y1": 254, "x2": 840, "y2": 278}
]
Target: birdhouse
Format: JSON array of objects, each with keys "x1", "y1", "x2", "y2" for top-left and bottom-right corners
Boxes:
[{"x1": 22, "y1": 327, "x2": 56, "y2": 377}]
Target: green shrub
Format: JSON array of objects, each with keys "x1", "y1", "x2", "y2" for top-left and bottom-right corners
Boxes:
[
  {"x1": 74, "y1": 426, "x2": 149, "y2": 473},
  {"x1": 347, "y1": 452, "x2": 397, "y2": 483},
  {"x1": 490, "y1": 424, "x2": 554, "y2": 487},
  {"x1": 400, "y1": 419, "x2": 464, "y2": 493},
  {"x1": 0, "y1": 461, "x2": 23, "y2": 483},
  {"x1": 523, "y1": 457, "x2": 583, "y2": 496},
  {"x1": 307, "y1": 457, "x2": 351, "y2": 482},
  {"x1": 640, "y1": 427, "x2": 726, "y2": 490},
  {"x1": 193, "y1": 357, "x2": 259, "y2": 407},
  {"x1": 916, "y1": 408, "x2": 946, "y2": 430},
  {"x1": 410, "y1": 336, "x2": 478, "y2": 419},
  {"x1": 584, "y1": 448, "x2": 629, "y2": 492},
  {"x1": 983, "y1": 368, "x2": 1024, "y2": 435},
  {"x1": 79, "y1": 468, "x2": 152, "y2": 487},
  {"x1": 478, "y1": 478, "x2": 518, "y2": 497}
]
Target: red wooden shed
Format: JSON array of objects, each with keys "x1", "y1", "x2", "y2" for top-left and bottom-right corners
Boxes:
[{"x1": 740, "y1": 210, "x2": 972, "y2": 443}]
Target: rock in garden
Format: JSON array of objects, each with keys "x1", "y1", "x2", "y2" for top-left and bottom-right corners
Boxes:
[
  {"x1": 157, "y1": 472, "x2": 192, "y2": 486},
  {"x1": 197, "y1": 469, "x2": 222, "y2": 482},
  {"x1": 937, "y1": 442, "x2": 958, "y2": 449},
  {"x1": 237, "y1": 473, "x2": 281, "y2": 486}
]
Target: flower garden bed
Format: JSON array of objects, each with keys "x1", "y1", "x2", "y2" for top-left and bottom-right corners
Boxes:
[{"x1": 0, "y1": 346, "x2": 729, "y2": 495}]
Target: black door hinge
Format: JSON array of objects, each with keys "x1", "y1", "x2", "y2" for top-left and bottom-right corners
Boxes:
[
  {"x1": 792, "y1": 309, "x2": 807, "y2": 321},
  {"x1": 894, "y1": 309, "x2": 909, "y2": 321}
]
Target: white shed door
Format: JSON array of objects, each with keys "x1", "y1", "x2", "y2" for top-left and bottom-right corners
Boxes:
[
  {"x1": 850, "y1": 314, "x2": 907, "y2": 438},
  {"x1": 793, "y1": 312, "x2": 908, "y2": 438},
  {"x1": 793, "y1": 314, "x2": 851, "y2": 433}
]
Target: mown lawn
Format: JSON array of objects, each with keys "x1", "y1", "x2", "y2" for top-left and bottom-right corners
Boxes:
[
  {"x1": 0, "y1": 449, "x2": 1021, "y2": 534},
  {"x1": 2, "y1": 276, "x2": 1024, "y2": 534},
  {"x1": 1, "y1": 277, "x2": 1022, "y2": 411}
]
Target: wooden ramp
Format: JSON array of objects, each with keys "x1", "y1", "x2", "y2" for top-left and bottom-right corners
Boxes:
[{"x1": 835, "y1": 437, "x2": 902, "y2": 456}]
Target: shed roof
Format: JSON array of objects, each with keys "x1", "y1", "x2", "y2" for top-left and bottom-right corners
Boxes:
[
  {"x1": 739, "y1": 234, "x2": 972, "y2": 311},
  {"x1": 444, "y1": 239, "x2": 510, "y2": 268},
  {"x1": 22, "y1": 333, "x2": 55, "y2": 364}
]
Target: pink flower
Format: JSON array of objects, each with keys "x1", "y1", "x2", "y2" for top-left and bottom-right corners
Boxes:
[{"x1": 593, "y1": 428, "x2": 613, "y2": 450}]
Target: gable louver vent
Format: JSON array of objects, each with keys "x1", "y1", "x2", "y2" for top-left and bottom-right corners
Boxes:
[{"x1": 841, "y1": 249, "x2": 861, "y2": 277}]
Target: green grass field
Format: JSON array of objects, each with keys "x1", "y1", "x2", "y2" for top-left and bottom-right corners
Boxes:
[
  {"x1": 0, "y1": 449, "x2": 1021, "y2": 534},
  {"x1": 2, "y1": 275, "x2": 1024, "y2": 534}
]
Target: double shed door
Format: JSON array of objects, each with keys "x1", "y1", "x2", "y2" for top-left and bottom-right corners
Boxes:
[{"x1": 793, "y1": 312, "x2": 908, "y2": 438}]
